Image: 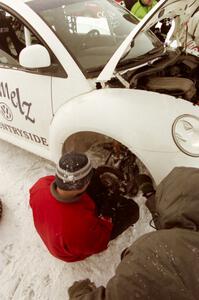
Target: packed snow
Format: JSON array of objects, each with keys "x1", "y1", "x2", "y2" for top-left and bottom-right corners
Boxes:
[{"x1": 0, "y1": 140, "x2": 153, "y2": 300}]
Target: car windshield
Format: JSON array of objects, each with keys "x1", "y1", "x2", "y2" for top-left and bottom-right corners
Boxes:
[{"x1": 27, "y1": 0, "x2": 162, "y2": 76}]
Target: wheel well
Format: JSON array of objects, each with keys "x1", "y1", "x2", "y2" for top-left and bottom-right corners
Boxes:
[
  {"x1": 62, "y1": 131, "x2": 110, "y2": 154},
  {"x1": 62, "y1": 131, "x2": 155, "y2": 184}
]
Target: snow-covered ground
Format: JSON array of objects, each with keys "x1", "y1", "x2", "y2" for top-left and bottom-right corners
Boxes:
[{"x1": 0, "y1": 140, "x2": 153, "y2": 300}]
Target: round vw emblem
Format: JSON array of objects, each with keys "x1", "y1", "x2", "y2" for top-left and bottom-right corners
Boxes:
[
  {"x1": 172, "y1": 114, "x2": 199, "y2": 157},
  {"x1": 0, "y1": 102, "x2": 13, "y2": 121}
]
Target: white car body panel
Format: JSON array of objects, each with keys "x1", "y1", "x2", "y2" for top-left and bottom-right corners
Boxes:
[
  {"x1": 0, "y1": 0, "x2": 92, "y2": 157},
  {"x1": 0, "y1": 0, "x2": 198, "y2": 184},
  {"x1": 2, "y1": 0, "x2": 93, "y2": 111},
  {"x1": 0, "y1": 68, "x2": 51, "y2": 146},
  {"x1": 50, "y1": 88, "x2": 199, "y2": 183}
]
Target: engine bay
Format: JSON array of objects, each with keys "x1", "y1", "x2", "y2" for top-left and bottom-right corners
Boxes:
[{"x1": 108, "y1": 50, "x2": 199, "y2": 105}]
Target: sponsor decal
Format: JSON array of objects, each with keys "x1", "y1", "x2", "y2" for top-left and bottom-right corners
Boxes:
[
  {"x1": 0, "y1": 82, "x2": 35, "y2": 123},
  {"x1": 0, "y1": 102, "x2": 13, "y2": 121},
  {"x1": 0, "y1": 121, "x2": 48, "y2": 146}
]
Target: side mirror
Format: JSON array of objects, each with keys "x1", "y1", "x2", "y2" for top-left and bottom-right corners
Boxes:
[{"x1": 19, "y1": 44, "x2": 51, "y2": 69}]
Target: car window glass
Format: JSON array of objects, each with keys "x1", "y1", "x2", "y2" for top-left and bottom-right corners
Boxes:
[
  {"x1": 0, "y1": 8, "x2": 40, "y2": 67},
  {"x1": 28, "y1": 0, "x2": 162, "y2": 76}
]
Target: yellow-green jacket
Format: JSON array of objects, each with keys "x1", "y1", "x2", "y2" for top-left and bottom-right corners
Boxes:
[{"x1": 131, "y1": 0, "x2": 157, "y2": 19}]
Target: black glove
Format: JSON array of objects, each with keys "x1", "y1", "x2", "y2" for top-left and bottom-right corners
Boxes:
[
  {"x1": 87, "y1": 169, "x2": 108, "y2": 215},
  {"x1": 68, "y1": 279, "x2": 96, "y2": 299},
  {"x1": 135, "y1": 174, "x2": 155, "y2": 198}
]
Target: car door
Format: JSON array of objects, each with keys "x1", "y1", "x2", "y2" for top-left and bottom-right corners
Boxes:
[{"x1": 0, "y1": 6, "x2": 52, "y2": 154}]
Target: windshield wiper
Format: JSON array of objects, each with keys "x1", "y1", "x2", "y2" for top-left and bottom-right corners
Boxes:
[{"x1": 117, "y1": 57, "x2": 140, "y2": 68}]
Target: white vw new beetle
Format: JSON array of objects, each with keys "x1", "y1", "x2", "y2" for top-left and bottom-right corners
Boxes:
[{"x1": 0, "y1": 0, "x2": 198, "y2": 187}]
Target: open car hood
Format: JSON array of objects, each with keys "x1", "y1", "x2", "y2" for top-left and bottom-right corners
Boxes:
[{"x1": 97, "y1": 0, "x2": 198, "y2": 83}]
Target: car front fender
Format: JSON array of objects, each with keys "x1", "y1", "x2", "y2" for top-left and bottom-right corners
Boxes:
[{"x1": 49, "y1": 88, "x2": 199, "y2": 183}]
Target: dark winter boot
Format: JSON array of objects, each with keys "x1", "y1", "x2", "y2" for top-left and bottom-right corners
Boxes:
[
  {"x1": 0, "y1": 199, "x2": 2, "y2": 220},
  {"x1": 135, "y1": 174, "x2": 155, "y2": 198}
]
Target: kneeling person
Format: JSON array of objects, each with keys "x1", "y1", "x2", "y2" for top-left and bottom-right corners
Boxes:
[{"x1": 29, "y1": 152, "x2": 139, "y2": 262}]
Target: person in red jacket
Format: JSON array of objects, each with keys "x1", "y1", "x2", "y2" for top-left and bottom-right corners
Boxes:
[{"x1": 30, "y1": 152, "x2": 139, "y2": 262}]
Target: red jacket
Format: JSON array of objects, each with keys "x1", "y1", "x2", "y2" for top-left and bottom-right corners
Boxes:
[{"x1": 29, "y1": 176, "x2": 113, "y2": 262}]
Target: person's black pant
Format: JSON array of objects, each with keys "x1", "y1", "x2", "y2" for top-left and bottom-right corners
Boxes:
[
  {"x1": 87, "y1": 171, "x2": 139, "y2": 240},
  {"x1": 109, "y1": 195, "x2": 139, "y2": 239}
]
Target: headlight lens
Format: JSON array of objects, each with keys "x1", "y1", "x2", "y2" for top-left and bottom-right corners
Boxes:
[{"x1": 172, "y1": 114, "x2": 199, "y2": 157}]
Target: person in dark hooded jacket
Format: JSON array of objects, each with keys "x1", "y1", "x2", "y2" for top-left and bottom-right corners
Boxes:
[{"x1": 68, "y1": 166, "x2": 199, "y2": 300}]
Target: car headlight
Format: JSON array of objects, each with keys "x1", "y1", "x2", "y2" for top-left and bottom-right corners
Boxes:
[{"x1": 172, "y1": 114, "x2": 199, "y2": 157}]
